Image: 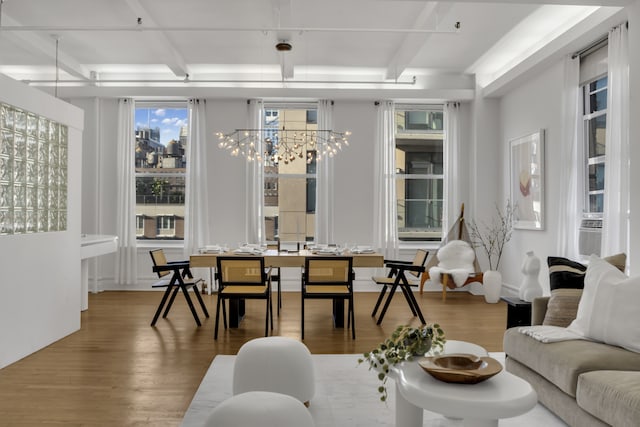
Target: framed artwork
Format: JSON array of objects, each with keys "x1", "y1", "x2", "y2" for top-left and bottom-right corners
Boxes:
[{"x1": 510, "y1": 130, "x2": 544, "y2": 230}]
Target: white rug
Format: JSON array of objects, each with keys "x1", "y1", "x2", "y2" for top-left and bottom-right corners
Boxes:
[{"x1": 182, "y1": 353, "x2": 567, "y2": 427}]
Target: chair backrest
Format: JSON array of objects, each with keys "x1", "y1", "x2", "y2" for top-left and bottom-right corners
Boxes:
[
  {"x1": 409, "y1": 249, "x2": 429, "y2": 278},
  {"x1": 217, "y1": 257, "x2": 266, "y2": 286},
  {"x1": 149, "y1": 249, "x2": 170, "y2": 278},
  {"x1": 304, "y1": 257, "x2": 353, "y2": 285}
]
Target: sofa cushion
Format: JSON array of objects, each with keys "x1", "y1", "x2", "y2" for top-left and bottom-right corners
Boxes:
[
  {"x1": 542, "y1": 288, "x2": 582, "y2": 327},
  {"x1": 577, "y1": 370, "x2": 640, "y2": 427},
  {"x1": 504, "y1": 328, "x2": 640, "y2": 396}
]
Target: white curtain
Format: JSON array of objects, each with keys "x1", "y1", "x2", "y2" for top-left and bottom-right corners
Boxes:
[
  {"x1": 373, "y1": 101, "x2": 399, "y2": 259},
  {"x1": 443, "y1": 102, "x2": 461, "y2": 234},
  {"x1": 315, "y1": 100, "x2": 334, "y2": 244},
  {"x1": 115, "y1": 98, "x2": 137, "y2": 285},
  {"x1": 602, "y1": 24, "x2": 630, "y2": 257},
  {"x1": 184, "y1": 99, "x2": 210, "y2": 258},
  {"x1": 557, "y1": 56, "x2": 581, "y2": 258},
  {"x1": 246, "y1": 99, "x2": 265, "y2": 244}
]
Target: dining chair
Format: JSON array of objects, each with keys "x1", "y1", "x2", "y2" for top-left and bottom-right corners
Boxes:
[
  {"x1": 214, "y1": 256, "x2": 273, "y2": 340},
  {"x1": 301, "y1": 256, "x2": 355, "y2": 339},
  {"x1": 149, "y1": 249, "x2": 209, "y2": 327},
  {"x1": 371, "y1": 249, "x2": 428, "y2": 325}
]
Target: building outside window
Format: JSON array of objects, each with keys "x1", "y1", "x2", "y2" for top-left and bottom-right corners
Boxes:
[
  {"x1": 582, "y1": 75, "x2": 607, "y2": 216},
  {"x1": 263, "y1": 105, "x2": 318, "y2": 243},
  {"x1": 134, "y1": 102, "x2": 188, "y2": 240},
  {"x1": 395, "y1": 107, "x2": 444, "y2": 241}
]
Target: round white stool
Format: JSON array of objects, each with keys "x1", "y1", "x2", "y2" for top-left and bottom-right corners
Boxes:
[
  {"x1": 233, "y1": 336, "x2": 316, "y2": 405},
  {"x1": 204, "y1": 391, "x2": 315, "y2": 427}
]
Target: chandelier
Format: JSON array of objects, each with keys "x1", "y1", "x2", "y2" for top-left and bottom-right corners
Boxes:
[{"x1": 216, "y1": 128, "x2": 351, "y2": 164}]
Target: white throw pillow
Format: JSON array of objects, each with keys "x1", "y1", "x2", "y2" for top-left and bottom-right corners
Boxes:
[{"x1": 567, "y1": 255, "x2": 640, "y2": 353}]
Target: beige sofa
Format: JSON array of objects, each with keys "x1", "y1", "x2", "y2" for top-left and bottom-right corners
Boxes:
[{"x1": 503, "y1": 297, "x2": 640, "y2": 427}]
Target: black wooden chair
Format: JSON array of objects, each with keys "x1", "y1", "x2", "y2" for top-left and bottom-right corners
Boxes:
[
  {"x1": 301, "y1": 257, "x2": 355, "y2": 340},
  {"x1": 149, "y1": 249, "x2": 209, "y2": 327},
  {"x1": 214, "y1": 256, "x2": 273, "y2": 339},
  {"x1": 371, "y1": 249, "x2": 428, "y2": 325}
]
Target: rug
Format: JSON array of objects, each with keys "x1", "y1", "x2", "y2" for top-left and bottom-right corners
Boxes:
[{"x1": 182, "y1": 353, "x2": 567, "y2": 427}]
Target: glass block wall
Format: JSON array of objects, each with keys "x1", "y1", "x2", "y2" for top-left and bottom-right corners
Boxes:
[{"x1": 0, "y1": 103, "x2": 68, "y2": 235}]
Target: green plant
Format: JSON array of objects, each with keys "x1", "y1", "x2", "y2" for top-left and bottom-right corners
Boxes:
[
  {"x1": 358, "y1": 324, "x2": 445, "y2": 402},
  {"x1": 469, "y1": 200, "x2": 516, "y2": 270}
]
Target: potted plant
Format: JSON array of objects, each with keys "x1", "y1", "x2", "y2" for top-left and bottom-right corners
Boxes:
[
  {"x1": 358, "y1": 324, "x2": 446, "y2": 402},
  {"x1": 468, "y1": 200, "x2": 516, "y2": 303}
]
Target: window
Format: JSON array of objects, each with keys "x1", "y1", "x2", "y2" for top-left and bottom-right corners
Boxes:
[
  {"x1": 134, "y1": 102, "x2": 188, "y2": 240},
  {"x1": 395, "y1": 108, "x2": 444, "y2": 241},
  {"x1": 582, "y1": 76, "x2": 607, "y2": 216},
  {"x1": 263, "y1": 106, "x2": 317, "y2": 242}
]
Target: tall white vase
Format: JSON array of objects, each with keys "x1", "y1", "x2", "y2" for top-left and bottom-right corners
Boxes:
[{"x1": 483, "y1": 270, "x2": 502, "y2": 303}]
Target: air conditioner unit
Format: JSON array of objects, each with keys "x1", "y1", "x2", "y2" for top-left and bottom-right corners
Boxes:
[{"x1": 578, "y1": 218, "x2": 602, "y2": 256}]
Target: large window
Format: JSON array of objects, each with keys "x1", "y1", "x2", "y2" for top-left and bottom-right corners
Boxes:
[
  {"x1": 134, "y1": 102, "x2": 188, "y2": 240},
  {"x1": 263, "y1": 106, "x2": 317, "y2": 243},
  {"x1": 582, "y1": 75, "x2": 607, "y2": 216},
  {"x1": 395, "y1": 108, "x2": 444, "y2": 241}
]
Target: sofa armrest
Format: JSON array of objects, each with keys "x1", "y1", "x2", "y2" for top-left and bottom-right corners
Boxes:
[{"x1": 531, "y1": 296, "x2": 550, "y2": 325}]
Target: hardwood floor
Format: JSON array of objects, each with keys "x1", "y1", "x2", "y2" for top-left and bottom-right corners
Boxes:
[{"x1": 0, "y1": 290, "x2": 508, "y2": 426}]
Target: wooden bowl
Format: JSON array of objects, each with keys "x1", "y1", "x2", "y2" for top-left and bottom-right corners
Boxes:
[{"x1": 418, "y1": 353, "x2": 502, "y2": 384}]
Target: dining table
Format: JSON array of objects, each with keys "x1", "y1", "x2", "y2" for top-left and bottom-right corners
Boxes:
[{"x1": 190, "y1": 249, "x2": 384, "y2": 328}]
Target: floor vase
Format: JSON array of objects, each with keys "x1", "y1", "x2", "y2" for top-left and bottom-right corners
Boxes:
[{"x1": 483, "y1": 270, "x2": 502, "y2": 303}]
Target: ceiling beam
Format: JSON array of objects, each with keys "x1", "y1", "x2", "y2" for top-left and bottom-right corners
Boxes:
[
  {"x1": 122, "y1": 0, "x2": 188, "y2": 78},
  {"x1": 385, "y1": 2, "x2": 453, "y2": 80},
  {"x1": 1, "y1": 14, "x2": 90, "y2": 80},
  {"x1": 383, "y1": 0, "x2": 631, "y2": 5}
]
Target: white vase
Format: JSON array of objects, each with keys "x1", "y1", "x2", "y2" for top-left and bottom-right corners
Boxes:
[
  {"x1": 519, "y1": 251, "x2": 543, "y2": 302},
  {"x1": 483, "y1": 270, "x2": 502, "y2": 303}
]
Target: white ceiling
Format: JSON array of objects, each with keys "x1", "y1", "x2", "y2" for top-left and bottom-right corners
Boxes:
[{"x1": 0, "y1": 0, "x2": 628, "y2": 100}]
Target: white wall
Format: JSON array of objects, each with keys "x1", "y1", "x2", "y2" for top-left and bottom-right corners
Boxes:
[
  {"x1": 0, "y1": 74, "x2": 84, "y2": 368},
  {"x1": 496, "y1": 60, "x2": 569, "y2": 295}
]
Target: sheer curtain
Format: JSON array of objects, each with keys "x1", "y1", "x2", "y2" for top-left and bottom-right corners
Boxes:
[
  {"x1": 443, "y1": 102, "x2": 461, "y2": 234},
  {"x1": 373, "y1": 101, "x2": 398, "y2": 259},
  {"x1": 315, "y1": 99, "x2": 334, "y2": 244},
  {"x1": 115, "y1": 98, "x2": 137, "y2": 285},
  {"x1": 184, "y1": 99, "x2": 210, "y2": 257},
  {"x1": 557, "y1": 56, "x2": 581, "y2": 258},
  {"x1": 602, "y1": 24, "x2": 630, "y2": 257},
  {"x1": 246, "y1": 99, "x2": 265, "y2": 244}
]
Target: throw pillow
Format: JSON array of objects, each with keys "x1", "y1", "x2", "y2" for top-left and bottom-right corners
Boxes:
[
  {"x1": 547, "y1": 253, "x2": 627, "y2": 290},
  {"x1": 548, "y1": 256, "x2": 587, "y2": 290},
  {"x1": 567, "y1": 255, "x2": 640, "y2": 353},
  {"x1": 542, "y1": 288, "x2": 583, "y2": 327}
]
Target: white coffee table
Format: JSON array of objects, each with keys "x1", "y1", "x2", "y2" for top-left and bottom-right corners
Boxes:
[{"x1": 389, "y1": 341, "x2": 537, "y2": 427}]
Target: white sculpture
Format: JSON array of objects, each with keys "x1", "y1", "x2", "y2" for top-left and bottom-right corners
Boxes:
[{"x1": 519, "y1": 251, "x2": 542, "y2": 302}]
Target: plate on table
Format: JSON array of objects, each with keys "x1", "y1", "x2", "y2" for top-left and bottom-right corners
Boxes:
[
  {"x1": 418, "y1": 353, "x2": 502, "y2": 384},
  {"x1": 351, "y1": 247, "x2": 375, "y2": 254}
]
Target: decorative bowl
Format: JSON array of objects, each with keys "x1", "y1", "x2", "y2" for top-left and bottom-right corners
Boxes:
[{"x1": 418, "y1": 353, "x2": 502, "y2": 384}]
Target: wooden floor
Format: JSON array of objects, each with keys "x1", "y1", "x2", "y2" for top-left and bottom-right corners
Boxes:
[{"x1": 0, "y1": 290, "x2": 508, "y2": 426}]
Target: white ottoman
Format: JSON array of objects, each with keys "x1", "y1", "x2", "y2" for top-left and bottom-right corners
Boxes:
[
  {"x1": 233, "y1": 336, "x2": 316, "y2": 405},
  {"x1": 204, "y1": 391, "x2": 315, "y2": 427}
]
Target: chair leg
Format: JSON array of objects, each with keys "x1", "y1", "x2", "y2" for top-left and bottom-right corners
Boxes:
[
  {"x1": 151, "y1": 285, "x2": 174, "y2": 326},
  {"x1": 442, "y1": 274, "x2": 449, "y2": 301},
  {"x1": 265, "y1": 293, "x2": 270, "y2": 337},
  {"x1": 419, "y1": 271, "x2": 430, "y2": 295},
  {"x1": 403, "y1": 284, "x2": 426, "y2": 325},
  {"x1": 371, "y1": 285, "x2": 388, "y2": 317},
  {"x1": 192, "y1": 284, "x2": 209, "y2": 318},
  {"x1": 350, "y1": 296, "x2": 356, "y2": 340},
  {"x1": 163, "y1": 286, "x2": 181, "y2": 318},
  {"x1": 399, "y1": 282, "x2": 418, "y2": 316},
  {"x1": 180, "y1": 284, "x2": 202, "y2": 327},
  {"x1": 222, "y1": 299, "x2": 228, "y2": 329},
  {"x1": 301, "y1": 292, "x2": 305, "y2": 340},
  {"x1": 214, "y1": 295, "x2": 222, "y2": 339},
  {"x1": 376, "y1": 283, "x2": 399, "y2": 325}
]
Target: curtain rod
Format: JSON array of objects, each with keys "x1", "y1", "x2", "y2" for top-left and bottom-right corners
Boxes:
[{"x1": 571, "y1": 21, "x2": 627, "y2": 59}]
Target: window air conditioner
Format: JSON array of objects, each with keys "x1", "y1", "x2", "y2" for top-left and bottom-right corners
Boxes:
[{"x1": 578, "y1": 218, "x2": 602, "y2": 257}]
